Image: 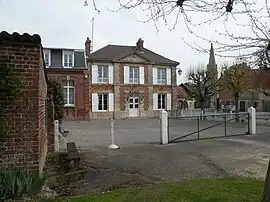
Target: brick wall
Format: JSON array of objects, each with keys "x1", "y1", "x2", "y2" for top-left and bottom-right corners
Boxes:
[{"x1": 0, "y1": 32, "x2": 47, "y2": 174}]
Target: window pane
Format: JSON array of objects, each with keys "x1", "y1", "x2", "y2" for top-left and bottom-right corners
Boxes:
[
  {"x1": 134, "y1": 67, "x2": 139, "y2": 78},
  {"x1": 103, "y1": 94, "x2": 108, "y2": 110},
  {"x1": 162, "y1": 94, "x2": 166, "y2": 109},
  {"x1": 45, "y1": 54, "x2": 49, "y2": 65},
  {"x1": 98, "y1": 94, "x2": 103, "y2": 110},
  {"x1": 157, "y1": 94, "x2": 161, "y2": 109},
  {"x1": 62, "y1": 88, "x2": 68, "y2": 104},
  {"x1": 68, "y1": 80, "x2": 75, "y2": 86},
  {"x1": 98, "y1": 66, "x2": 103, "y2": 78},
  {"x1": 68, "y1": 54, "x2": 72, "y2": 67},
  {"x1": 103, "y1": 66, "x2": 108, "y2": 79},
  {"x1": 135, "y1": 104, "x2": 139, "y2": 108},
  {"x1": 129, "y1": 67, "x2": 134, "y2": 78},
  {"x1": 68, "y1": 88, "x2": 74, "y2": 104},
  {"x1": 134, "y1": 78, "x2": 139, "y2": 84}
]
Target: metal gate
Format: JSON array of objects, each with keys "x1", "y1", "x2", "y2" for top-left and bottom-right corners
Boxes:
[{"x1": 168, "y1": 112, "x2": 250, "y2": 143}]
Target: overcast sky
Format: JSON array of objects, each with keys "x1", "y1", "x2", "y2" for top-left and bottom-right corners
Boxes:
[{"x1": 0, "y1": 0, "x2": 253, "y2": 83}]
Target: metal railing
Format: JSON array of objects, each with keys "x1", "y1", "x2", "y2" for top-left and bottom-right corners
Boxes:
[{"x1": 168, "y1": 112, "x2": 250, "y2": 143}]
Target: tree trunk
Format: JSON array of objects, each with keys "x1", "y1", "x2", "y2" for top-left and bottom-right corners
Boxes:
[
  {"x1": 234, "y1": 95, "x2": 239, "y2": 122},
  {"x1": 261, "y1": 158, "x2": 270, "y2": 202}
]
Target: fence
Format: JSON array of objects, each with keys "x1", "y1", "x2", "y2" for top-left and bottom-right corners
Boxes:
[{"x1": 159, "y1": 107, "x2": 256, "y2": 144}]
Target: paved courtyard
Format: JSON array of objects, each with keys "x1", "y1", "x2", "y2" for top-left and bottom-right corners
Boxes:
[
  {"x1": 59, "y1": 118, "x2": 270, "y2": 193},
  {"x1": 61, "y1": 118, "x2": 270, "y2": 150}
]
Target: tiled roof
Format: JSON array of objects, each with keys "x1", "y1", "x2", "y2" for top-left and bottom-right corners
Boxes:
[
  {"x1": 0, "y1": 31, "x2": 41, "y2": 44},
  {"x1": 176, "y1": 84, "x2": 194, "y2": 100},
  {"x1": 90, "y1": 44, "x2": 179, "y2": 66}
]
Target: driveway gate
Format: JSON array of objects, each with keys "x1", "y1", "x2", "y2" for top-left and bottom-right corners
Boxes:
[{"x1": 168, "y1": 112, "x2": 250, "y2": 143}]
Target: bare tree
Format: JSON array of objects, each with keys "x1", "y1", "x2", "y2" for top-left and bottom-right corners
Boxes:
[
  {"x1": 84, "y1": 0, "x2": 270, "y2": 64},
  {"x1": 187, "y1": 64, "x2": 218, "y2": 115}
]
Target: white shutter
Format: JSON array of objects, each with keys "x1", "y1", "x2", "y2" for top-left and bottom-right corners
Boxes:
[
  {"x1": 109, "y1": 93, "x2": 114, "y2": 112},
  {"x1": 153, "y1": 67, "x2": 157, "y2": 85},
  {"x1": 139, "y1": 66, "x2": 144, "y2": 84},
  {"x1": 153, "y1": 93, "x2": 158, "y2": 110},
  {"x1": 166, "y1": 68, "x2": 171, "y2": 85},
  {"x1": 91, "y1": 65, "x2": 98, "y2": 84},
  {"x1": 92, "y1": 93, "x2": 98, "y2": 112},
  {"x1": 108, "y1": 65, "x2": 114, "y2": 84},
  {"x1": 166, "y1": 93, "x2": 172, "y2": 110},
  {"x1": 124, "y1": 66, "x2": 129, "y2": 84}
]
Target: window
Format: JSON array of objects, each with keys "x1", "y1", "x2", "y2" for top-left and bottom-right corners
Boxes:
[
  {"x1": 98, "y1": 65, "x2": 109, "y2": 83},
  {"x1": 158, "y1": 94, "x2": 166, "y2": 109},
  {"x1": 129, "y1": 66, "x2": 139, "y2": 84},
  {"x1": 63, "y1": 50, "x2": 73, "y2": 68},
  {"x1": 157, "y1": 68, "x2": 166, "y2": 84},
  {"x1": 43, "y1": 49, "x2": 50, "y2": 67},
  {"x1": 62, "y1": 79, "x2": 75, "y2": 106},
  {"x1": 98, "y1": 93, "x2": 108, "y2": 111}
]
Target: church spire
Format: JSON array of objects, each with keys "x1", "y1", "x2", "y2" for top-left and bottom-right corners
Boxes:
[
  {"x1": 207, "y1": 43, "x2": 217, "y2": 75},
  {"x1": 208, "y1": 43, "x2": 216, "y2": 68}
]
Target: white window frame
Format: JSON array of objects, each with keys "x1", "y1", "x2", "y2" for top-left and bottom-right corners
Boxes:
[
  {"x1": 97, "y1": 65, "x2": 109, "y2": 83},
  {"x1": 43, "y1": 49, "x2": 51, "y2": 67},
  {"x1": 157, "y1": 93, "x2": 167, "y2": 109},
  {"x1": 129, "y1": 66, "x2": 139, "y2": 84},
  {"x1": 62, "y1": 50, "x2": 74, "y2": 68},
  {"x1": 98, "y1": 93, "x2": 108, "y2": 111},
  {"x1": 63, "y1": 78, "x2": 75, "y2": 107},
  {"x1": 157, "y1": 68, "x2": 167, "y2": 84}
]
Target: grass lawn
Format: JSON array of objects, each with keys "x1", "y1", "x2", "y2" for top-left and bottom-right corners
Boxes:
[{"x1": 43, "y1": 177, "x2": 264, "y2": 202}]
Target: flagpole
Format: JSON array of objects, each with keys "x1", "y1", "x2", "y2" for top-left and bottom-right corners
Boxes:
[{"x1": 91, "y1": 17, "x2": 94, "y2": 51}]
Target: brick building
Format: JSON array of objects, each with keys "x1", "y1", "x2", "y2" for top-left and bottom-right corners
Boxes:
[
  {"x1": 0, "y1": 31, "x2": 47, "y2": 174},
  {"x1": 45, "y1": 38, "x2": 180, "y2": 120},
  {"x1": 44, "y1": 47, "x2": 89, "y2": 120}
]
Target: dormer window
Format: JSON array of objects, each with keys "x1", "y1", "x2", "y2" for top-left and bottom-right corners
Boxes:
[
  {"x1": 43, "y1": 49, "x2": 50, "y2": 67},
  {"x1": 62, "y1": 50, "x2": 74, "y2": 68}
]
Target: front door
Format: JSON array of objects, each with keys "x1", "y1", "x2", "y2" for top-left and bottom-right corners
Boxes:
[{"x1": 129, "y1": 97, "x2": 139, "y2": 117}]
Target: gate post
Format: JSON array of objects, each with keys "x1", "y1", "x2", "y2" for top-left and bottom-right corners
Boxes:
[
  {"x1": 160, "y1": 110, "x2": 168, "y2": 144},
  {"x1": 248, "y1": 107, "x2": 256, "y2": 135},
  {"x1": 54, "y1": 120, "x2": 60, "y2": 152}
]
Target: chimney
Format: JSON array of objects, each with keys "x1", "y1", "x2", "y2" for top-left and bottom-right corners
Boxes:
[
  {"x1": 85, "y1": 37, "x2": 91, "y2": 60},
  {"x1": 136, "y1": 38, "x2": 144, "y2": 52}
]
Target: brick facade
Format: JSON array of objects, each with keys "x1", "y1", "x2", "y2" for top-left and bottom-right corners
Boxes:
[
  {"x1": 46, "y1": 69, "x2": 90, "y2": 120},
  {"x1": 90, "y1": 61, "x2": 175, "y2": 119},
  {"x1": 0, "y1": 32, "x2": 47, "y2": 174}
]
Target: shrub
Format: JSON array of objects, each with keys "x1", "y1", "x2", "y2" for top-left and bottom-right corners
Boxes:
[
  {"x1": 47, "y1": 80, "x2": 64, "y2": 121},
  {"x1": 0, "y1": 169, "x2": 46, "y2": 200}
]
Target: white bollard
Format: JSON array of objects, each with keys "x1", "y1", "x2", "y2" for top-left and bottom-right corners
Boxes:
[
  {"x1": 248, "y1": 107, "x2": 256, "y2": 135},
  {"x1": 54, "y1": 120, "x2": 60, "y2": 152},
  {"x1": 160, "y1": 110, "x2": 168, "y2": 145},
  {"x1": 108, "y1": 119, "x2": 119, "y2": 149}
]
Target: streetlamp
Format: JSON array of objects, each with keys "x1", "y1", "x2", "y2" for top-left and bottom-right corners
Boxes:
[{"x1": 177, "y1": 68, "x2": 182, "y2": 76}]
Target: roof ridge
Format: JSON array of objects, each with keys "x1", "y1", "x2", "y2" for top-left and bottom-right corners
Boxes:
[{"x1": 142, "y1": 47, "x2": 179, "y2": 64}]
